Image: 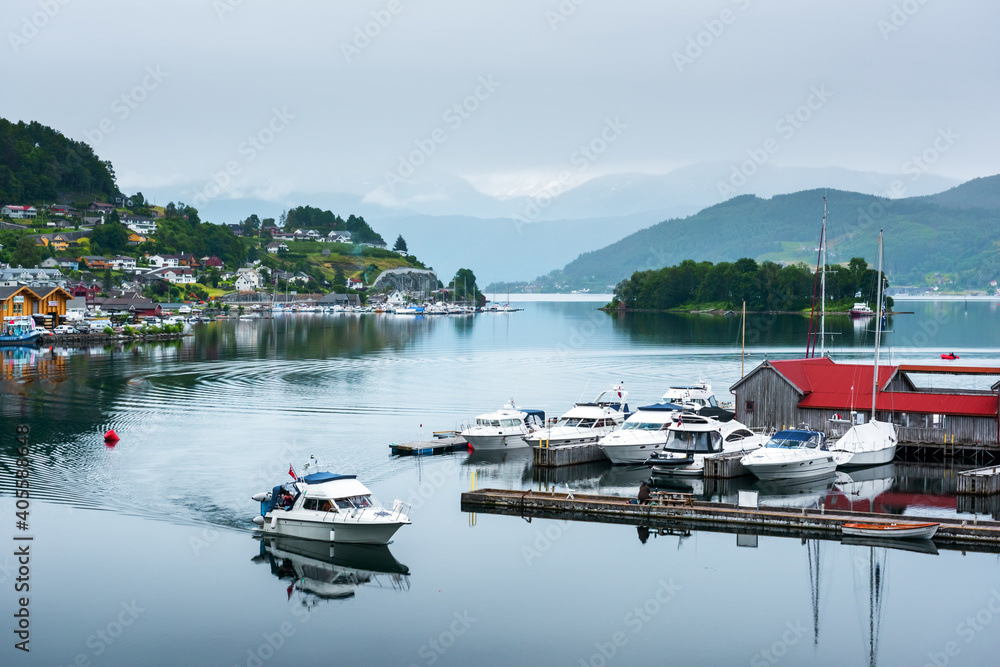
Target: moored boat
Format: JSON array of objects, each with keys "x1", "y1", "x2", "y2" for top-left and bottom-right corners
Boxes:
[
  {"x1": 525, "y1": 386, "x2": 629, "y2": 447},
  {"x1": 841, "y1": 522, "x2": 939, "y2": 540},
  {"x1": 598, "y1": 403, "x2": 681, "y2": 465},
  {"x1": 644, "y1": 409, "x2": 768, "y2": 476},
  {"x1": 740, "y1": 429, "x2": 837, "y2": 481},
  {"x1": 460, "y1": 403, "x2": 545, "y2": 451},
  {"x1": 1, "y1": 316, "x2": 48, "y2": 346}
]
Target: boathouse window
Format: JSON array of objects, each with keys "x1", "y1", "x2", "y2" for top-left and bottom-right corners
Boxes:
[
  {"x1": 745, "y1": 401, "x2": 754, "y2": 413},
  {"x1": 929, "y1": 414, "x2": 946, "y2": 429}
]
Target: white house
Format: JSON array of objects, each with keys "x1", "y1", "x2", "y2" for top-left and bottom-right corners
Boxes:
[
  {"x1": 346, "y1": 277, "x2": 364, "y2": 290},
  {"x1": 2, "y1": 205, "x2": 38, "y2": 219},
  {"x1": 148, "y1": 254, "x2": 180, "y2": 268},
  {"x1": 235, "y1": 269, "x2": 261, "y2": 291},
  {"x1": 147, "y1": 267, "x2": 195, "y2": 284},
  {"x1": 327, "y1": 230, "x2": 352, "y2": 244},
  {"x1": 110, "y1": 256, "x2": 137, "y2": 271},
  {"x1": 265, "y1": 241, "x2": 289, "y2": 254},
  {"x1": 123, "y1": 215, "x2": 157, "y2": 235}
]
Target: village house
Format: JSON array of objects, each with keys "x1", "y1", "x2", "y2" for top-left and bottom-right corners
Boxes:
[
  {"x1": 177, "y1": 253, "x2": 201, "y2": 269},
  {"x1": 97, "y1": 295, "x2": 163, "y2": 319},
  {"x1": 41, "y1": 257, "x2": 80, "y2": 271},
  {"x1": 88, "y1": 202, "x2": 115, "y2": 214},
  {"x1": 128, "y1": 232, "x2": 151, "y2": 245},
  {"x1": 201, "y1": 255, "x2": 224, "y2": 269},
  {"x1": 327, "y1": 230, "x2": 352, "y2": 244},
  {"x1": 79, "y1": 256, "x2": 112, "y2": 270},
  {"x1": 346, "y1": 277, "x2": 364, "y2": 290},
  {"x1": 0, "y1": 267, "x2": 66, "y2": 287},
  {"x1": 33, "y1": 230, "x2": 91, "y2": 252},
  {"x1": 110, "y1": 256, "x2": 137, "y2": 271},
  {"x1": 266, "y1": 241, "x2": 289, "y2": 254},
  {"x1": 47, "y1": 204, "x2": 78, "y2": 218},
  {"x1": 145, "y1": 266, "x2": 195, "y2": 284},
  {"x1": 148, "y1": 254, "x2": 180, "y2": 268},
  {"x1": 235, "y1": 268, "x2": 262, "y2": 291},
  {"x1": 1, "y1": 205, "x2": 38, "y2": 219},
  {"x1": 0, "y1": 285, "x2": 72, "y2": 325},
  {"x1": 122, "y1": 214, "x2": 157, "y2": 235},
  {"x1": 318, "y1": 292, "x2": 362, "y2": 308}
]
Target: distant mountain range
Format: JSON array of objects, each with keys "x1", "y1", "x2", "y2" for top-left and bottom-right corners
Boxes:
[
  {"x1": 147, "y1": 165, "x2": 960, "y2": 284},
  {"x1": 531, "y1": 175, "x2": 1000, "y2": 291}
]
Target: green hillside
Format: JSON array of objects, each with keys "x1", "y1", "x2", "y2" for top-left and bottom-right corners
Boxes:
[
  {"x1": 537, "y1": 186, "x2": 1000, "y2": 291},
  {"x1": 0, "y1": 118, "x2": 117, "y2": 203},
  {"x1": 920, "y1": 174, "x2": 1000, "y2": 210}
]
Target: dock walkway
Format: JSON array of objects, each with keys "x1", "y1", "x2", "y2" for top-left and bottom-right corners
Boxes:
[{"x1": 461, "y1": 488, "x2": 1000, "y2": 552}]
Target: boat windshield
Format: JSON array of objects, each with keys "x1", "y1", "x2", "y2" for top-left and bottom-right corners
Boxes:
[
  {"x1": 622, "y1": 422, "x2": 669, "y2": 431},
  {"x1": 558, "y1": 418, "x2": 596, "y2": 428},
  {"x1": 663, "y1": 430, "x2": 722, "y2": 453},
  {"x1": 476, "y1": 419, "x2": 502, "y2": 427},
  {"x1": 334, "y1": 495, "x2": 375, "y2": 509},
  {"x1": 765, "y1": 432, "x2": 823, "y2": 449},
  {"x1": 500, "y1": 418, "x2": 522, "y2": 427}
]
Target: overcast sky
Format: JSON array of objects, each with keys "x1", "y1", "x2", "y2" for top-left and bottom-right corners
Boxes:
[{"x1": 3, "y1": 0, "x2": 997, "y2": 208}]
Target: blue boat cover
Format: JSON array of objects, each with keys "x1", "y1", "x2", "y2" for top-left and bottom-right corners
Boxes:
[
  {"x1": 302, "y1": 472, "x2": 357, "y2": 484},
  {"x1": 637, "y1": 403, "x2": 684, "y2": 411},
  {"x1": 774, "y1": 430, "x2": 820, "y2": 440},
  {"x1": 522, "y1": 409, "x2": 545, "y2": 421}
]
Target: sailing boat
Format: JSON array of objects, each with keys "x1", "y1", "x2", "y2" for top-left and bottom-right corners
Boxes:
[{"x1": 831, "y1": 230, "x2": 898, "y2": 467}]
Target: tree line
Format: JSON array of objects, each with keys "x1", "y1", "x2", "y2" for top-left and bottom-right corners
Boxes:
[{"x1": 612, "y1": 257, "x2": 891, "y2": 311}]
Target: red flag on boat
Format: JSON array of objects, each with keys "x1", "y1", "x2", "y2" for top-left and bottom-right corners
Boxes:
[{"x1": 288, "y1": 465, "x2": 296, "y2": 480}]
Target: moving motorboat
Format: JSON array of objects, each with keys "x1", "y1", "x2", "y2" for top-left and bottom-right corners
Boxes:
[
  {"x1": 741, "y1": 429, "x2": 838, "y2": 481},
  {"x1": 251, "y1": 459, "x2": 410, "y2": 544},
  {"x1": 524, "y1": 386, "x2": 629, "y2": 447},
  {"x1": 849, "y1": 302, "x2": 874, "y2": 318},
  {"x1": 460, "y1": 402, "x2": 545, "y2": 451},
  {"x1": 255, "y1": 536, "x2": 410, "y2": 602},
  {"x1": 1, "y1": 317, "x2": 48, "y2": 346},
  {"x1": 941, "y1": 352, "x2": 959, "y2": 360},
  {"x1": 841, "y1": 522, "x2": 939, "y2": 540},
  {"x1": 643, "y1": 408, "x2": 768, "y2": 476},
  {"x1": 597, "y1": 403, "x2": 681, "y2": 465}
]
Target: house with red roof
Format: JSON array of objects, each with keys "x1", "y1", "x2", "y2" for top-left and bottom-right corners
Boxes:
[{"x1": 730, "y1": 357, "x2": 1000, "y2": 452}]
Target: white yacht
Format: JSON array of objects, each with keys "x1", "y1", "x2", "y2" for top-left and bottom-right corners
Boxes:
[
  {"x1": 660, "y1": 383, "x2": 721, "y2": 410},
  {"x1": 252, "y1": 461, "x2": 410, "y2": 544},
  {"x1": 644, "y1": 410, "x2": 768, "y2": 476},
  {"x1": 597, "y1": 403, "x2": 681, "y2": 465},
  {"x1": 460, "y1": 403, "x2": 545, "y2": 451},
  {"x1": 524, "y1": 386, "x2": 629, "y2": 447},
  {"x1": 740, "y1": 429, "x2": 838, "y2": 481}
]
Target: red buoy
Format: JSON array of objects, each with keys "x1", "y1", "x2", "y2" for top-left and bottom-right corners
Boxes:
[{"x1": 104, "y1": 429, "x2": 120, "y2": 443}]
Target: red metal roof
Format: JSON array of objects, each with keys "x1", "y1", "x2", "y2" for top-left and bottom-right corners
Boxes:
[
  {"x1": 898, "y1": 364, "x2": 1000, "y2": 375},
  {"x1": 770, "y1": 358, "x2": 998, "y2": 417}
]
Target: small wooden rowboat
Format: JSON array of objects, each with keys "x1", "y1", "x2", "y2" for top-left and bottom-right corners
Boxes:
[{"x1": 842, "y1": 521, "x2": 939, "y2": 539}]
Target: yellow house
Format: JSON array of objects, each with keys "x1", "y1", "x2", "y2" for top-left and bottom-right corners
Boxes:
[
  {"x1": 0, "y1": 286, "x2": 39, "y2": 318},
  {"x1": 28, "y1": 286, "x2": 72, "y2": 320}
]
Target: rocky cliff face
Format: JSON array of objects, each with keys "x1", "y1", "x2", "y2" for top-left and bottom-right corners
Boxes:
[{"x1": 371, "y1": 268, "x2": 438, "y2": 296}]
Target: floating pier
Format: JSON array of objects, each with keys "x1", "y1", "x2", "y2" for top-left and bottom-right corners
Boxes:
[
  {"x1": 532, "y1": 443, "x2": 608, "y2": 468},
  {"x1": 390, "y1": 436, "x2": 468, "y2": 456},
  {"x1": 957, "y1": 465, "x2": 1000, "y2": 496},
  {"x1": 461, "y1": 488, "x2": 1000, "y2": 552}
]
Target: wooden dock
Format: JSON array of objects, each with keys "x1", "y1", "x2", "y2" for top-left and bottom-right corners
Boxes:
[
  {"x1": 390, "y1": 436, "x2": 468, "y2": 456},
  {"x1": 532, "y1": 443, "x2": 608, "y2": 468},
  {"x1": 702, "y1": 451, "x2": 749, "y2": 478},
  {"x1": 957, "y1": 465, "x2": 1000, "y2": 495},
  {"x1": 461, "y1": 488, "x2": 1000, "y2": 552}
]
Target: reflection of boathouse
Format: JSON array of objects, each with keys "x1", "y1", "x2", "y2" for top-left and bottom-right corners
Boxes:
[{"x1": 730, "y1": 358, "x2": 1000, "y2": 458}]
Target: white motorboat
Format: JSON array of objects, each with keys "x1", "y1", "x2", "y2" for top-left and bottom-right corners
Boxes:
[
  {"x1": 831, "y1": 231, "x2": 898, "y2": 468},
  {"x1": 525, "y1": 386, "x2": 629, "y2": 447},
  {"x1": 597, "y1": 403, "x2": 681, "y2": 465},
  {"x1": 644, "y1": 409, "x2": 769, "y2": 476},
  {"x1": 660, "y1": 383, "x2": 722, "y2": 410},
  {"x1": 252, "y1": 461, "x2": 410, "y2": 544},
  {"x1": 460, "y1": 403, "x2": 545, "y2": 451},
  {"x1": 740, "y1": 429, "x2": 838, "y2": 481}
]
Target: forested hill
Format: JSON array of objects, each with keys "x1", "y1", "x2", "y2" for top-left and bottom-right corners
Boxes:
[
  {"x1": 920, "y1": 174, "x2": 1000, "y2": 210},
  {"x1": 0, "y1": 118, "x2": 117, "y2": 203},
  {"x1": 542, "y1": 183, "x2": 1000, "y2": 290}
]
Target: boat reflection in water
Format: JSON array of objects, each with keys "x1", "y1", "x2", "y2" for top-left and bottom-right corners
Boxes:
[{"x1": 253, "y1": 537, "x2": 410, "y2": 605}]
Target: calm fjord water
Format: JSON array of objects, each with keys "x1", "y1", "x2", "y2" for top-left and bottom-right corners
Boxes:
[{"x1": 2, "y1": 298, "x2": 1000, "y2": 667}]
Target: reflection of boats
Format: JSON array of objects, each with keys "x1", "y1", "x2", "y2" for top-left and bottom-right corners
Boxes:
[
  {"x1": 525, "y1": 386, "x2": 629, "y2": 447},
  {"x1": 829, "y1": 464, "x2": 895, "y2": 514},
  {"x1": 460, "y1": 402, "x2": 545, "y2": 451},
  {"x1": 1, "y1": 316, "x2": 48, "y2": 346},
  {"x1": 254, "y1": 536, "x2": 409, "y2": 602},
  {"x1": 741, "y1": 429, "x2": 837, "y2": 481},
  {"x1": 644, "y1": 409, "x2": 767, "y2": 476},
  {"x1": 252, "y1": 460, "x2": 410, "y2": 544},
  {"x1": 842, "y1": 522, "x2": 939, "y2": 539},
  {"x1": 841, "y1": 535, "x2": 939, "y2": 555}
]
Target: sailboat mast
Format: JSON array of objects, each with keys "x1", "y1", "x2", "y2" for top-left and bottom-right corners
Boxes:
[
  {"x1": 820, "y1": 198, "x2": 828, "y2": 356},
  {"x1": 741, "y1": 300, "x2": 746, "y2": 378},
  {"x1": 871, "y1": 230, "x2": 884, "y2": 419}
]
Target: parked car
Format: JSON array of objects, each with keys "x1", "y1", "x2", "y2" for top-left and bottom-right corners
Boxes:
[{"x1": 53, "y1": 325, "x2": 77, "y2": 334}]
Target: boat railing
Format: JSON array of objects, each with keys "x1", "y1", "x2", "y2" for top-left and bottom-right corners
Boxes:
[{"x1": 342, "y1": 499, "x2": 410, "y2": 523}]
